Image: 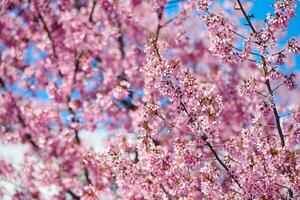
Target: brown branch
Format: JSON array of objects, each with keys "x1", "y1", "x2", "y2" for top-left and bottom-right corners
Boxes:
[
  {"x1": 151, "y1": 10, "x2": 165, "y2": 62},
  {"x1": 275, "y1": 183, "x2": 294, "y2": 199},
  {"x1": 0, "y1": 77, "x2": 5, "y2": 88},
  {"x1": 255, "y1": 91, "x2": 268, "y2": 98},
  {"x1": 229, "y1": 28, "x2": 248, "y2": 40},
  {"x1": 67, "y1": 189, "x2": 81, "y2": 200},
  {"x1": 160, "y1": 184, "x2": 172, "y2": 200},
  {"x1": 24, "y1": 133, "x2": 40, "y2": 152},
  {"x1": 17, "y1": 108, "x2": 41, "y2": 154},
  {"x1": 0, "y1": 75, "x2": 41, "y2": 153},
  {"x1": 65, "y1": 51, "x2": 92, "y2": 185},
  {"x1": 67, "y1": 52, "x2": 83, "y2": 143},
  {"x1": 236, "y1": 0, "x2": 256, "y2": 33},
  {"x1": 155, "y1": 9, "x2": 164, "y2": 43},
  {"x1": 84, "y1": 168, "x2": 92, "y2": 185},
  {"x1": 271, "y1": 49, "x2": 286, "y2": 56},
  {"x1": 74, "y1": 0, "x2": 81, "y2": 11},
  {"x1": 67, "y1": 96, "x2": 81, "y2": 144},
  {"x1": 89, "y1": 1, "x2": 96, "y2": 23},
  {"x1": 202, "y1": 135, "x2": 229, "y2": 171},
  {"x1": 265, "y1": 79, "x2": 285, "y2": 147},
  {"x1": 272, "y1": 82, "x2": 284, "y2": 92},
  {"x1": 152, "y1": 38, "x2": 162, "y2": 62},
  {"x1": 117, "y1": 20, "x2": 125, "y2": 59},
  {"x1": 37, "y1": 12, "x2": 58, "y2": 59},
  {"x1": 202, "y1": 135, "x2": 244, "y2": 190}
]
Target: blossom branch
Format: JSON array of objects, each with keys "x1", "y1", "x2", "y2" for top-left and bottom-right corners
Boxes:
[
  {"x1": 149, "y1": 14, "x2": 245, "y2": 191},
  {"x1": 0, "y1": 74, "x2": 40, "y2": 153},
  {"x1": 156, "y1": 102, "x2": 244, "y2": 191},
  {"x1": 0, "y1": 75, "x2": 81, "y2": 198},
  {"x1": 236, "y1": 0, "x2": 285, "y2": 147},
  {"x1": 149, "y1": 39, "x2": 244, "y2": 192}
]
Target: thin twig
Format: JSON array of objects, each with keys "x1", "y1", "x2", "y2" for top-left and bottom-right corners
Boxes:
[
  {"x1": 229, "y1": 28, "x2": 248, "y2": 39},
  {"x1": 275, "y1": 183, "x2": 293, "y2": 199},
  {"x1": 237, "y1": 54, "x2": 258, "y2": 63},
  {"x1": 272, "y1": 82, "x2": 284, "y2": 92},
  {"x1": 161, "y1": 15, "x2": 179, "y2": 27},
  {"x1": 228, "y1": 43, "x2": 261, "y2": 56},
  {"x1": 229, "y1": 28, "x2": 259, "y2": 44},
  {"x1": 271, "y1": 49, "x2": 286, "y2": 56},
  {"x1": 255, "y1": 91, "x2": 268, "y2": 98}
]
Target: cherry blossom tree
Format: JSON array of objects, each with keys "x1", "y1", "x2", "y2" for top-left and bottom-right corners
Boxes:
[{"x1": 0, "y1": 0, "x2": 299, "y2": 199}]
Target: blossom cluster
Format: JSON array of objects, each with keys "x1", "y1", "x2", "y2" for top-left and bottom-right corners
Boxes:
[{"x1": 0, "y1": 0, "x2": 299, "y2": 199}]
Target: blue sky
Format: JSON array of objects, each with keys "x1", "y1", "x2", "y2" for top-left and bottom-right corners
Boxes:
[
  {"x1": 251, "y1": 0, "x2": 300, "y2": 72},
  {"x1": 251, "y1": 0, "x2": 300, "y2": 40},
  {"x1": 166, "y1": 0, "x2": 300, "y2": 72}
]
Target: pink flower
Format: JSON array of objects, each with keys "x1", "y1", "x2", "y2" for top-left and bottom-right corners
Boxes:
[
  {"x1": 80, "y1": 185, "x2": 99, "y2": 200},
  {"x1": 287, "y1": 38, "x2": 300, "y2": 54},
  {"x1": 284, "y1": 73, "x2": 296, "y2": 89}
]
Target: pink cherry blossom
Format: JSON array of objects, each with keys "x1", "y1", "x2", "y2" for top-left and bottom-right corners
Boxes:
[{"x1": 0, "y1": 0, "x2": 299, "y2": 199}]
